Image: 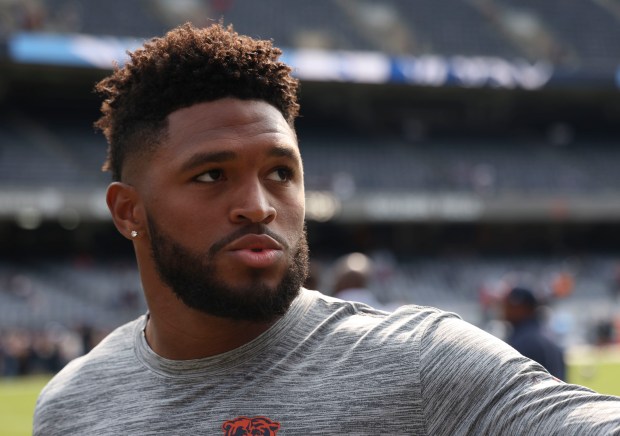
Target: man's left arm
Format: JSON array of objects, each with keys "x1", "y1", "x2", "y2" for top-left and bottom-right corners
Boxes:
[{"x1": 419, "y1": 313, "x2": 620, "y2": 435}]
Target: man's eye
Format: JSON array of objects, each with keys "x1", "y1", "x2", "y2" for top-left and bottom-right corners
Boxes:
[
  {"x1": 267, "y1": 167, "x2": 293, "y2": 182},
  {"x1": 196, "y1": 169, "x2": 223, "y2": 182}
]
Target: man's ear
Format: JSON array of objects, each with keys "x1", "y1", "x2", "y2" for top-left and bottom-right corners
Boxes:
[{"x1": 106, "y1": 182, "x2": 144, "y2": 240}]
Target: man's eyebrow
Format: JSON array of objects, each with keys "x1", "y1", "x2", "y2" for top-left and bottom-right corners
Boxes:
[
  {"x1": 268, "y1": 145, "x2": 299, "y2": 160},
  {"x1": 180, "y1": 145, "x2": 298, "y2": 172},
  {"x1": 180, "y1": 150, "x2": 237, "y2": 172}
]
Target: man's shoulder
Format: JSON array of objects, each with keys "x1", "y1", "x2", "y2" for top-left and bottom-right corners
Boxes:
[
  {"x1": 35, "y1": 317, "x2": 143, "y2": 408},
  {"x1": 307, "y1": 290, "x2": 459, "y2": 341},
  {"x1": 312, "y1": 290, "x2": 454, "y2": 319}
]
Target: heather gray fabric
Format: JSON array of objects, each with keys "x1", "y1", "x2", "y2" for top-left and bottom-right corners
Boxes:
[{"x1": 34, "y1": 289, "x2": 620, "y2": 435}]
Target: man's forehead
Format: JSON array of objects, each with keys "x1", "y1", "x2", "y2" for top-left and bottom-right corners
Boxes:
[{"x1": 166, "y1": 98, "x2": 294, "y2": 141}]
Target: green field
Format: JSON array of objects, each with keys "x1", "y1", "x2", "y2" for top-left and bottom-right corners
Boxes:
[
  {"x1": 0, "y1": 375, "x2": 50, "y2": 436},
  {"x1": 0, "y1": 350, "x2": 619, "y2": 435},
  {"x1": 566, "y1": 346, "x2": 620, "y2": 396}
]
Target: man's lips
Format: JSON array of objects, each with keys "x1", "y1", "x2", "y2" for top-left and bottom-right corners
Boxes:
[
  {"x1": 224, "y1": 234, "x2": 284, "y2": 268},
  {"x1": 225, "y1": 234, "x2": 283, "y2": 251}
]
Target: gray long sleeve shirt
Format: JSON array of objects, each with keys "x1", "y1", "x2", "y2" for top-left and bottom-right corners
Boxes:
[{"x1": 34, "y1": 289, "x2": 620, "y2": 435}]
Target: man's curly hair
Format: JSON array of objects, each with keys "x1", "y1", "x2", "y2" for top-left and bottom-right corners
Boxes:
[{"x1": 95, "y1": 23, "x2": 300, "y2": 181}]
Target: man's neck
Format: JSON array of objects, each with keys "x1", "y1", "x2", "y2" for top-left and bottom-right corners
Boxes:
[{"x1": 144, "y1": 310, "x2": 275, "y2": 360}]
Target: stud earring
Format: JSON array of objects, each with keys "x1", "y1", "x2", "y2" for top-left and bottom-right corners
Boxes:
[{"x1": 130, "y1": 230, "x2": 138, "y2": 238}]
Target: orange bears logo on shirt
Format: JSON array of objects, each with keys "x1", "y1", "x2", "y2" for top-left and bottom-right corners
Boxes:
[{"x1": 222, "y1": 416, "x2": 281, "y2": 435}]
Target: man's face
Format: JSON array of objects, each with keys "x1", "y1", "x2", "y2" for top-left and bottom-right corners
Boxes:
[{"x1": 138, "y1": 98, "x2": 308, "y2": 322}]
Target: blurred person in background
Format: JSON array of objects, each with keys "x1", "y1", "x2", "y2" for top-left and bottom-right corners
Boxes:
[
  {"x1": 33, "y1": 23, "x2": 620, "y2": 435},
  {"x1": 331, "y1": 252, "x2": 386, "y2": 309},
  {"x1": 502, "y1": 286, "x2": 566, "y2": 380}
]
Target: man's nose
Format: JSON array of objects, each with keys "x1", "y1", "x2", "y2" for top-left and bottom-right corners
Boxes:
[{"x1": 229, "y1": 180, "x2": 276, "y2": 224}]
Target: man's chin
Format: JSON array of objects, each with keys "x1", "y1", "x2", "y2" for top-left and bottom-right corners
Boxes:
[{"x1": 175, "y1": 281, "x2": 300, "y2": 323}]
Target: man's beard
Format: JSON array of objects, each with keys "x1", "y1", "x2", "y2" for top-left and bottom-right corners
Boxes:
[{"x1": 147, "y1": 214, "x2": 309, "y2": 323}]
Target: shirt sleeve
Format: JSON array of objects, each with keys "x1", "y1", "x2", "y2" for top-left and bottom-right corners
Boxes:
[{"x1": 419, "y1": 312, "x2": 620, "y2": 435}]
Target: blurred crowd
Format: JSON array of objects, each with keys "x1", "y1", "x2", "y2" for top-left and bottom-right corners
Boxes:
[{"x1": 0, "y1": 324, "x2": 107, "y2": 377}]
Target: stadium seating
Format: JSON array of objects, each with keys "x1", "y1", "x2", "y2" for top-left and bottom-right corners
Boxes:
[
  {"x1": 382, "y1": 0, "x2": 522, "y2": 57},
  {"x1": 0, "y1": 260, "x2": 145, "y2": 330},
  {"x1": 3, "y1": 0, "x2": 619, "y2": 68},
  {"x1": 498, "y1": 0, "x2": 620, "y2": 69}
]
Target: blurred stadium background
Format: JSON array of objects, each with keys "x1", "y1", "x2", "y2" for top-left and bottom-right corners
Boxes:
[{"x1": 1, "y1": 0, "x2": 620, "y2": 400}]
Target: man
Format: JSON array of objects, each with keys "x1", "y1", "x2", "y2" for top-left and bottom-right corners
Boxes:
[
  {"x1": 34, "y1": 24, "x2": 620, "y2": 435},
  {"x1": 502, "y1": 286, "x2": 566, "y2": 380}
]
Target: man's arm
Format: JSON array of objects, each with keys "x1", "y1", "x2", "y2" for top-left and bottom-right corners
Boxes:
[{"x1": 420, "y1": 313, "x2": 620, "y2": 435}]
